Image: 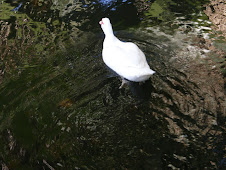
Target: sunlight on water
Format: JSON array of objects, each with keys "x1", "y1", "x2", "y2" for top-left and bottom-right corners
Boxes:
[{"x1": 0, "y1": 0, "x2": 225, "y2": 169}]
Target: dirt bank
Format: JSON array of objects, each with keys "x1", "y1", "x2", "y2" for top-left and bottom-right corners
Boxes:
[
  {"x1": 204, "y1": 0, "x2": 226, "y2": 38},
  {"x1": 202, "y1": 0, "x2": 226, "y2": 82}
]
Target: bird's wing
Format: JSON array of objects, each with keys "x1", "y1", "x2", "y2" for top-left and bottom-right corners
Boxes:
[{"x1": 102, "y1": 42, "x2": 148, "y2": 70}]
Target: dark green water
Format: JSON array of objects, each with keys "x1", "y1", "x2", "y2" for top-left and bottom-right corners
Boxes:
[{"x1": 0, "y1": 0, "x2": 225, "y2": 169}]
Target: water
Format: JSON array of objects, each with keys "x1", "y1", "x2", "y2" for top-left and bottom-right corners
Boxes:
[{"x1": 0, "y1": 0, "x2": 225, "y2": 169}]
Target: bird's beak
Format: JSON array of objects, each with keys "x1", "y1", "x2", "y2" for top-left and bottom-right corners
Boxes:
[{"x1": 99, "y1": 19, "x2": 104, "y2": 25}]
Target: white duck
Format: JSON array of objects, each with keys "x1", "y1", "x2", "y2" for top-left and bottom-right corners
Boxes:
[{"x1": 99, "y1": 18, "x2": 155, "y2": 88}]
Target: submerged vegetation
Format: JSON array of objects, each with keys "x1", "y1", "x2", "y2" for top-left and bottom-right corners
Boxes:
[{"x1": 0, "y1": 0, "x2": 225, "y2": 169}]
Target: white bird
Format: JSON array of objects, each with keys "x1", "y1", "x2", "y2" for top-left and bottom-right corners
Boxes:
[{"x1": 99, "y1": 18, "x2": 155, "y2": 88}]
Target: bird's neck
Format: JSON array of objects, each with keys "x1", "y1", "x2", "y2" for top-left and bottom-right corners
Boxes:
[
  {"x1": 103, "y1": 35, "x2": 120, "y2": 48},
  {"x1": 104, "y1": 30, "x2": 114, "y2": 37},
  {"x1": 102, "y1": 24, "x2": 114, "y2": 37},
  {"x1": 105, "y1": 33, "x2": 115, "y2": 39}
]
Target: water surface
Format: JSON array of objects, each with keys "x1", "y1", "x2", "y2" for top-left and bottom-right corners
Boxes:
[{"x1": 0, "y1": 0, "x2": 225, "y2": 169}]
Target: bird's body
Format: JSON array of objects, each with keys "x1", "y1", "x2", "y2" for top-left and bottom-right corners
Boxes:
[{"x1": 99, "y1": 18, "x2": 155, "y2": 84}]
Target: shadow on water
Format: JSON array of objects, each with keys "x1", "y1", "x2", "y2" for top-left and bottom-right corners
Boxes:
[{"x1": 0, "y1": 0, "x2": 225, "y2": 169}]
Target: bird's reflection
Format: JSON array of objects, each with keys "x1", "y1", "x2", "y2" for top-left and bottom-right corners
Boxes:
[{"x1": 128, "y1": 79, "x2": 154, "y2": 102}]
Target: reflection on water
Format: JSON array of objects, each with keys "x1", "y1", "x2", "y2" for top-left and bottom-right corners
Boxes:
[{"x1": 0, "y1": 0, "x2": 225, "y2": 169}]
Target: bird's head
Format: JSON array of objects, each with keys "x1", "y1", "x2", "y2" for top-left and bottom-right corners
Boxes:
[{"x1": 99, "y1": 18, "x2": 113, "y2": 36}]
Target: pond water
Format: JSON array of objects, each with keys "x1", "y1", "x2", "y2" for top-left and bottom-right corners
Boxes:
[{"x1": 0, "y1": 0, "x2": 225, "y2": 169}]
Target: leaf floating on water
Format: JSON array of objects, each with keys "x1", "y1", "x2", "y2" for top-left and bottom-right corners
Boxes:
[
  {"x1": 17, "y1": 64, "x2": 39, "y2": 69},
  {"x1": 58, "y1": 98, "x2": 73, "y2": 108}
]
